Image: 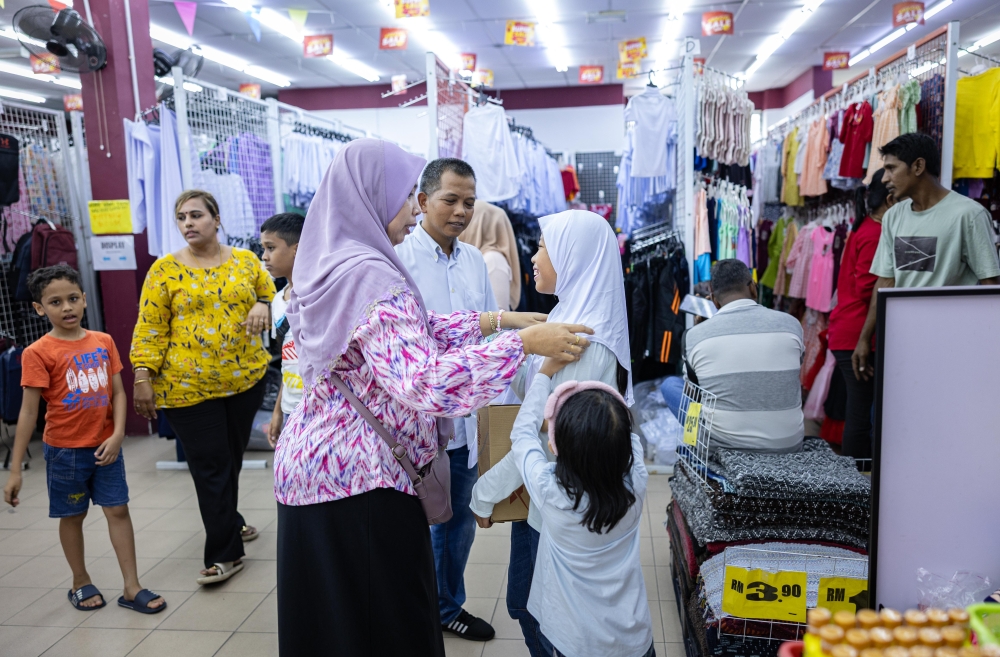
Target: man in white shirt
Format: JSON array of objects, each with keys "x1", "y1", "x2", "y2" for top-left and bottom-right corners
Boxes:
[{"x1": 395, "y1": 158, "x2": 499, "y2": 643}]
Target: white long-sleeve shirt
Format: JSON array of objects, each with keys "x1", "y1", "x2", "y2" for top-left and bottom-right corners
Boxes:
[
  {"x1": 469, "y1": 342, "x2": 620, "y2": 529},
  {"x1": 510, "y1": 372, "x2": 652, "y2": 657}
]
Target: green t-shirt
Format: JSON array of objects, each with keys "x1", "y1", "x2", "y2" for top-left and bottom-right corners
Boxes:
[{"x1": 870, "y1": 191, "x2": 1000, "y2": 287}]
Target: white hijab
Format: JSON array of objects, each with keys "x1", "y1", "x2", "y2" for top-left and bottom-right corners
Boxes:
[{"x1": 537, "y1": 210, "x2": 633, "y2": 404}]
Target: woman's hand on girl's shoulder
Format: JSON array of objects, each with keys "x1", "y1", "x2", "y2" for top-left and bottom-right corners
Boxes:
[{"x1": 501, "y1": 312, "x2": 547, "y2": 330}]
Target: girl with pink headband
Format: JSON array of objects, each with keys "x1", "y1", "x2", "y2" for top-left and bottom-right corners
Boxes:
[{"x1": 506, "y1": 357, "x2": 653, "y2": 657}]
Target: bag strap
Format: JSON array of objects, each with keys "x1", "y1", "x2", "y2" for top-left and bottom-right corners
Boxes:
[{"x1": 329, "y1": 372, "x2": 423, "y2": 485}]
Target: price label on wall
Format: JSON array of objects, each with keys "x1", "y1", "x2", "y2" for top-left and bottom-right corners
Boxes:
[
  {"x1": 721, "y1": 566, "x2": 808, "y2": 623},
  {"x1": 817, "y1": 577, "x2": 869, "y2": 614},
  {"x1": 683, "y1": 402, "x2": 701, "y2": 446}
]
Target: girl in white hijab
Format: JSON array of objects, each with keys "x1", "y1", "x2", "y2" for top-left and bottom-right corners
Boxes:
[{"x1": 469, "y1": 210, "x2": 632, "y2": 657}]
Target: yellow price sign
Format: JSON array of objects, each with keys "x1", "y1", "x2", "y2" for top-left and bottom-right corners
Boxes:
[
  {"x1": 88, "y1": 200, "x2": 132, "y2": 235},
  {"x1": 683, "y1": 402, "x2": 701, "y2": 446},
  {"x1": 721, "y1": 566, "x2": 808, "y2": 623},
  {"x1": 816, "y1": 577, "x2": 869, "y2": 614}
]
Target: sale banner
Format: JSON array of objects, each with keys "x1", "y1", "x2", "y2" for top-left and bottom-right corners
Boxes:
[
  {"x1": 239, "y1": 83, "x2": 261, "y2": 99},
  {"x1": 395, "y1": 0, "x2": 429, "y2": 18},
  {"x1": 816, "y1": 577, "x2": 869, "y2": 614},
  {"x1": 701, "y1": 11, "x2": 734, "y2": 36},
  {"x1": 618, "y1": 37, "x2": 647, "y2": 63},
  {"x1": 461, "y1": 53, "x2": 477, "y2": 72},
  {"x1": 472, "y1": 69, "x2": 493, "y2": 88},
  {"x1": 63, "y1": 94, "x2": 83, "y2": 112},
  {"x1": 391, "y1": 74, "x2": 407, "y2": 94},
  {"x1": 30, "y1": 52, "x2": 59, "y2": 75},
  {"x1": 892, "y1": 2, "x2": 924, "y2": 27},
  {"x1": 823, "y1": 52, "x2": 850, "y2": 70},
  {"x1": 721, "y1": 566, "x2": 808, "y2": 623},
  {"x1": 616, "y1": 60, "x2": 641, "y2": 79},
  {"x1": 303, "y1": 34, "x2": 333, "y2": 58},
  {"x1": 379, "y1": 28, "x2": 408, "y2": 50},
  {"x1": 694, "y1": 57, "x2": 706, "y2": 74},
  {"x1": 504, "y1": 20, "x2": 535, "y2": 47},
  {"x1": 578, "y1": 65, "x2": 604, "y2": 84}
]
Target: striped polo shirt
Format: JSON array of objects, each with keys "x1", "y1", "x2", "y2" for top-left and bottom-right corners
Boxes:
[{"x1": 684, "y1": 298, "x2": 804, "y2": 453}]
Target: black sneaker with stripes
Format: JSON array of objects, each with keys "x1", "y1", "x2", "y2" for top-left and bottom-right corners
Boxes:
[{"x1": 442, "y1": 609, "x2": 495, "y2": 641}]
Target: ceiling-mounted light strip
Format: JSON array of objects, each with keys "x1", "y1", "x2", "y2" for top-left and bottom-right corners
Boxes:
[
  {"x1": 0, "y1": 87, "x2": 46, "y2": 103},
  {"x1": 745, "y1": 0, "x2": 825, "y2": 78},
  {"x1": 0, "y1": 60, "x2": 82, "y2": 89},
  {"x1": 328, "y1": 49, "x2": 381, "y2": 82},
  {"x1": 848, "y1": 0, "x2": 953, "y2": 67},
  {"x1": 157, "y1": 76, "x2": 204, "y2": 93},
  {"x1": 958, "y1": 27, "x2": 1000, "y2": 56},
  {"x1": 149, "y1": 24, "x2": 290, "y2": 87},
  {"x1": 535, "y1": 0, "x2": 571, "y2": 73}
]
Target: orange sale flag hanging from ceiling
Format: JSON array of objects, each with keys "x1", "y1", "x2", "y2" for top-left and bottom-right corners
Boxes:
[
  {"x1": 395, "y1": 0, "x2": 429, "y2": 18},
  {"x1": 504, "y1": 21, "x2": 535, "y2": 46},
  {"x1": 823, "y1": 52, "x2": 850, "y2": 70},
  {"x1": 239, "y1": 83, "x2": 261, "y2": 99},
  {"x1": 380, "y1": 28, "x2": 408, "y2": 50},
  {"x1": 617, "y1": 60, "x2": 641, "y2": 79},
  {"x1": 473, "y1": 69, "x2": 494, "y2": 88},
  {"x1": 892, "y1": 2, "x2": 924, "y2": 27},
  {"x1": 461, "y1": 53, "x2": 477, "y2": 71},
  {"x1": 30, "y1": 53, "x2": 60, "y2": 74},
  {"x1": 701, "y1": 11, "x2": 734, "y2": 36},
  {"x1": 579, "y1": 65, "x2": 604, "y2": 84},
  {"x1": 303, "y1": 34, "x2": 333, "y2": 58},
  {"x1": 618, "y1": 37, "x2": 647, "y2": 63},
  {"x1": 63, "y1": 94, "x2": 83, "y2": 112},
  {"x1": 391, "y1": 74, "x2": 407, "y2": 94}
]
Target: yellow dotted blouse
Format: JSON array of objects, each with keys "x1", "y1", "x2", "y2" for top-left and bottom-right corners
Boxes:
[{"x1": 130, "y1": 247, "x2": 276, "y2": 409}]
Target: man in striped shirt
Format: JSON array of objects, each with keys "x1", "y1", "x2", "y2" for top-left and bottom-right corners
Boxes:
[{"x1": 683, "y1": 259, "x2": 805, "y2": 453}]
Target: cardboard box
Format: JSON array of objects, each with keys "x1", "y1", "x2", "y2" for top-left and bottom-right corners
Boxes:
[{"x1": 477, "y1": 405, "x2": 531, "y2": 522}]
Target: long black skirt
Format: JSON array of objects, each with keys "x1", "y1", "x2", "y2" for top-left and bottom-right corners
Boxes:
[{"x1": 277, "y1": 488, "x2": 445, "y2": 657}]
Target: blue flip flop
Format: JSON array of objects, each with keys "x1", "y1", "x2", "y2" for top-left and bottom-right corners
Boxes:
[
  {"x1": 118, "y1": 589, "x2": 166, "y2": 615},
  {"x1": 68, "y1": 584, "x2": 107, "y2": 611}
]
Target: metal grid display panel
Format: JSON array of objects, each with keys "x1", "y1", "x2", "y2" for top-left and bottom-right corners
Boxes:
[
  {"x1": 574, "y1": 151, "x2": 619, "y2": 217},
  {"x1": 435, "y1": 62, "x2": 469, "y2": 160},
  {"x1": 0, "y1": 103, "x2": 84, "y2": 345},
  {"x1": 675, "y1": 380, "x2": 716, "y2": 485},
  {"x1": 181, "y1": 83, "x2": 276, "y2": 254}
]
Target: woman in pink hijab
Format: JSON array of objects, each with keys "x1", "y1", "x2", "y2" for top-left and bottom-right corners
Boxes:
[{"x1": 273, "y1": 139, "x2": 592, "y2": 656}]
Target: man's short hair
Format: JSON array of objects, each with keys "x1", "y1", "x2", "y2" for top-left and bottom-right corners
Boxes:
[
  {"x1": 879, "y1": 133, "x2": 941, "y2": 178},
  {"x1": 710, "y1": 259, "x2": 753, "y2": 297},
  {"x1": 260, "y1": 212, "x2": 305, "y2": 245},
  {"x1": 420, "y1": 158, "x2": 476, "y2": 197}
]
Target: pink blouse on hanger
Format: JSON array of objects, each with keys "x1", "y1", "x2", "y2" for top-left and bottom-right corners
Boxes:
[
  {"x1": 784, "y1": 225, "x2": 815, "y2": 299},
  {"x1": 806, "y1": 227, "x2": 835, "y2": 312}
]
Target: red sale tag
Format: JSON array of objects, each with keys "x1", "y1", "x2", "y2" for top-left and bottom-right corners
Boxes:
[
  {"x1": 579, "y1": 65, "x2": 604, "y2": 84},
  {"x1": 303, "y1": 34, "x2": 333, "y2": 58},
  {"x1": 823, "y1": 52, "x2": 850, "y2": 70},
  {"x1": 702, "y1": 12, "x2": 734, "y2": 36},
  {"x1": 379, "y1": 28, "x2": 408, "y2": 50},
  {"x1": 892, "y1": 1, "x2": 924, "y2": 27}
]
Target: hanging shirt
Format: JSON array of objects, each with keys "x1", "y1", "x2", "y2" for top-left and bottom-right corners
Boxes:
[
  {"x1": 158, "y1": 107, "x2": 188, "y2": 257},
  {"x1": 839, "y1": 102, "x2": 873, "y2": 180},
  {"x1": 953, "y1": 68, "x2": 1000, "y2": 179},
  {"x1": 461, "y1": 104, "x2": 520, "y2": 202},
  {"x1": 625, "y1": 87, "x2": 675, "y2": 177},
  {"x1": 394, "y1": 223, "x2": 499, "y2": 463},
  {"x1": 781, "y1": 128, "x2": 804, "y2": 207},
  {"x1": 805, "y1": 227, "x2": 835, "y2": 312},
  {"x1": 870, "y1": 192, "x2": 1000, "y2": 287},
  {"x1": 866, "y1": 86, "x2": 901, "y2": 184}
]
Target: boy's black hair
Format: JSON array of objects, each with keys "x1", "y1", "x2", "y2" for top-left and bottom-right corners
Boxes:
[
  {"x1": 553, "y1": 389, "x2": 636, "y2": 534},
  {"x1": 28, "y1": 264, "x2": 83, "y2": 303},
  {"x1": 854, "y1": 168, "x2": 891, "y2": 231},
  {"x1": 879, "y1": 132, "x2": 941, "y2": 178},
  {"x1": 260, "y1": 213, "x2": 305, "y2": 246},
  {"x1": 420, "y1": 158, "x2": 476, "y2": 197}
]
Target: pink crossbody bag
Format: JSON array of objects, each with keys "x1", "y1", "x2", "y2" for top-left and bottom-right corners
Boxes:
[{"x1": 330, "y1": 373, "x2": 454, "y2": 525}]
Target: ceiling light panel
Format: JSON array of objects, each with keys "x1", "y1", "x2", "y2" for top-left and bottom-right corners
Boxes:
[
  {"x1": 847, "y1": 0, "x2": 952, "y2": 67},
  {"x1": 0, "y1": 87, "x2": 46, "y2": 103},
  {"x1": 744, "y1": 0, "x2": 826, "y2": 79},
  {"x1": 150, "y1": 25, "x2": 290, "y2": 86}
]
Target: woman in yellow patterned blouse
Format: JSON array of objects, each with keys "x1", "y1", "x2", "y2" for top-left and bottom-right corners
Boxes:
[{"x1": 131, "y1": 190, "x2": 275, "y2": 586}]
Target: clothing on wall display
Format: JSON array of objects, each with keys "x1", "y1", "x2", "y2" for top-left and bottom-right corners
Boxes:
[
  {"x1": 626, "y1": 86, "x2": 676, "y2": 178},
  {"x1": 461, "y1": 104, "x2": 521, "y2": 202},
  {"x1": 953, "y1": 67, "x2": 1000, "y2": 179},
  {"x1": 282, "y1": 132, "x2": 342, "y2": 209}
]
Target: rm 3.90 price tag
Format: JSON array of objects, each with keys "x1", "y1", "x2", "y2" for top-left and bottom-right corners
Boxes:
[{"x1": 721, "y1": 566, "x2": 808, "y2": 623}]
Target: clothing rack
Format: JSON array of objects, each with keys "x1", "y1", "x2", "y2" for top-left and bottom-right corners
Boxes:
[{"x1": 631, "y1": 226, "x2": 681, "y2": 254}]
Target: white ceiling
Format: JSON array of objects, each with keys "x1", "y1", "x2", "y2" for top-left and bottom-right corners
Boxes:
[{"x1": 0, "y1": 0, "x2": 999, "y2": 108}]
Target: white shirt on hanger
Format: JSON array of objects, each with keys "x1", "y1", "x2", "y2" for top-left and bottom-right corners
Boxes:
[
  {"x1": 626, "y1": 87, "x2": 675, "y2": 177},
  {"x1": 461, "y1": 104, "x2": 520, "y2": 202}
]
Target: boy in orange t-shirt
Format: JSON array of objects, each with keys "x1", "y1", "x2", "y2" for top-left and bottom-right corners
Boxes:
[{"x1": 2, "y1": 265, "x2": 166, "y2": 614}]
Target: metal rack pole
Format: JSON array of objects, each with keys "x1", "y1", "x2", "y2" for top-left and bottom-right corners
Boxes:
[
  {"x1": 265, "y1": 98, "x2": 284, "y2": 214},
  {"x1": 680, "y1": 41, "x2": 697, "y2": 329},
  {"x1": 172, "y1": 66, "x2": 194, "y2": 189},
  {"x1": 941, "y1": 20, "x2": 960, "y2": 188},
  {"x1": 426, "y1": 51, "x2": 440, "y2": 160}
]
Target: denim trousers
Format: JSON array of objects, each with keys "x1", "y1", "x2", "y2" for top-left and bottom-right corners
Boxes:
[
  {"x1": 430, "y1": 445, "x2": 478, "y2": 624},
  {"x1": 507, "y1": 521, "x2": 556, "y2": 657},
  {"x1": 659, "y1": 375, "x2": 686, "y2": 419}
]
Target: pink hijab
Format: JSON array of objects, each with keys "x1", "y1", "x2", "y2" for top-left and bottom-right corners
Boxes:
[{"x1": 288, "y1": 139, "x2": 427, "y2": 388}]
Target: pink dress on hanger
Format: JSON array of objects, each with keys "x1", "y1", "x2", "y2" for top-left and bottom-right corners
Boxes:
[
  {"x1": 784, "y1": 225, "x2": 815, "y2": 299},
  {"x1": 806, "y1": 227, "x2": 835, "y2": 312}
]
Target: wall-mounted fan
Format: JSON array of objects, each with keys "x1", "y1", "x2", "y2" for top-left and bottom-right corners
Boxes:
[
  {"x1": 13, "y1": 6, "x2": 107, "y2": 73},
  {"x1": 153, "y1": 48, "x2": 204, "y2": 101}
]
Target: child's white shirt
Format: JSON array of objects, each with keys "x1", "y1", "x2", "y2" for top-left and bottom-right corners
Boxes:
[{"x1": 511, "y1": 373, "x2": 653, "y2": 657}]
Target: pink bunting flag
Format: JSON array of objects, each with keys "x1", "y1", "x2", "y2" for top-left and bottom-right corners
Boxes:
[{"x1": 174, "y1": 1, "x2": 198, "y2": 36}]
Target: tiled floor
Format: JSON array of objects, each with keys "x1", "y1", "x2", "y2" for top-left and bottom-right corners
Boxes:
[{"x1": 0, "y1": 436, "x2": 683, "y2": 657}]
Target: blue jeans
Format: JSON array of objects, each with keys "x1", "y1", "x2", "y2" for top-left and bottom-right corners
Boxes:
[
  {"x1": 430, "y1": 445, "x2": 478, "y2": 624},
  {"x1": 44, "y1": 443, "x2": 129, "y2": 518},
  {"x1": 507, "y1": 521, "x2": 556, "y2": 657},
  {"x1": 660, "y1": 375, "x2": 685, "y2": 419}
]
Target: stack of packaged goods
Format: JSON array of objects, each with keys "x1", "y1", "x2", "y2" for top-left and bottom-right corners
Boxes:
[{"x1": 804, "y1": 606, "x2": 990, "y2": 657}]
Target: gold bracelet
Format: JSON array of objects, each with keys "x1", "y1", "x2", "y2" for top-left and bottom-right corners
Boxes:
[
  {"x1": 134, "y1": 378, "x2": 152, "y2": 385},
  {"x1": 487, "y1": 311, "x2": 497, "y2": 333}
]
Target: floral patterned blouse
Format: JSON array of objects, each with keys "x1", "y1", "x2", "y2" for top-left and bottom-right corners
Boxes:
[
  {"x1": 274, "y1": 288, "x2": 525, "y2": 507},
  {"x1": 130, "y1": 247, "x2": 276, "y2": 409}
]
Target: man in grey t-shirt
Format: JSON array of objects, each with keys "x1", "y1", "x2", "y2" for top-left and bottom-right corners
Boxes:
[{"x1": 853, "y1": 133, "x2": 1000, "y2": 381}]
